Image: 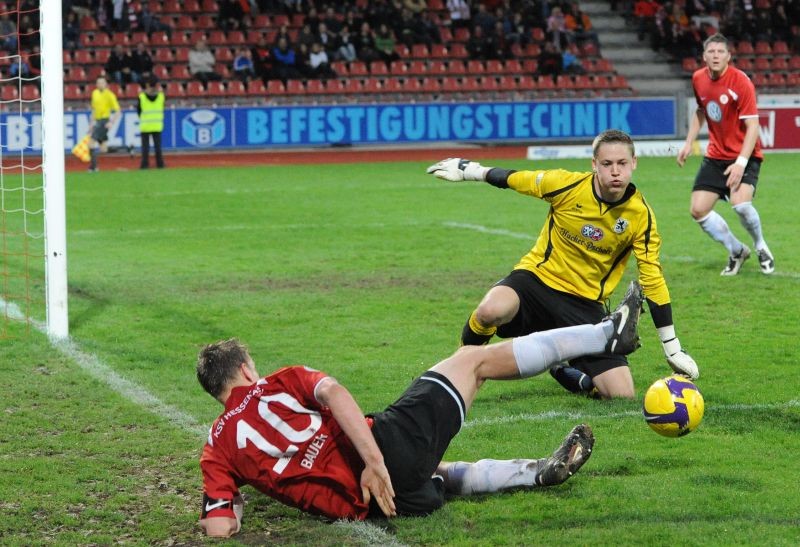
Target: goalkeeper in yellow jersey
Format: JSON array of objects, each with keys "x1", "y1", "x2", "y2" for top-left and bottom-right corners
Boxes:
[{"x1": 426, "y1": 129, "x2": 698, "y2": 399}]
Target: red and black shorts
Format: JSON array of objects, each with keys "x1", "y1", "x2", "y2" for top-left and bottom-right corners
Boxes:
[
  {"x1": 495, "y1": 269, "x2": 627, "y2": 378},
  {"x1": 368, "y1": 370, "x2": 464, "y2": 517}
]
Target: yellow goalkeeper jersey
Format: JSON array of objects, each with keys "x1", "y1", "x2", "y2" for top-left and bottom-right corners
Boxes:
[{"x1": 508, "y1": 168, "x2": 670, "y2": 306}]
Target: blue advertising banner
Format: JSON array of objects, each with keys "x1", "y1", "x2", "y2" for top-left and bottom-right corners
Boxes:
[{"x1": 0, "y1": 98, "x2": 676, "y2": 152}]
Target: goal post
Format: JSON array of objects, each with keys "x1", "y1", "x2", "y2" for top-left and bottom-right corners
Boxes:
[{"x1": 40, "y1": 0, "x2": 68, "y2": 339}]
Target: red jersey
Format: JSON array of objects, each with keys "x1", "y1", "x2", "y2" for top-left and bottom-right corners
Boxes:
[
  {"x1": 199, "y1": 366, "x2": 369, "y2": 521},
  {"x1": 691, "y1": 65, "x2": 762, "y2": 160}
]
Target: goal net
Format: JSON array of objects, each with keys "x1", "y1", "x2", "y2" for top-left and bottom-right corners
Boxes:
[{"x1": 0, "y1": 1, "x2": 67, "y2": 339}]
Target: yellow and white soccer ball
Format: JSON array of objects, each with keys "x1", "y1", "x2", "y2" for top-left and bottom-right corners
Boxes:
[{"x1": 643, "y1": 375, "x2": 704, "y2": 437}]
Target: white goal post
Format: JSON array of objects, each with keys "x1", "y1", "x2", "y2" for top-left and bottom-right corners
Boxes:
[{"x1": 41, "y1": 0, "x2": 68, "y2": 339}]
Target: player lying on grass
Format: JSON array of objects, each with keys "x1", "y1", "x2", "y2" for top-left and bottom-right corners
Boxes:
[
  {"x1": 426, "y1": 129, "x2": 698, "y2": 400},
  {"x1": 196, "y1": 281, "x2": 643, "y2": 537}
]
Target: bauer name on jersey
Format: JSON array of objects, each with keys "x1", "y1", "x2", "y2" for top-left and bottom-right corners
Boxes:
[
  {"x1": 507, "y1": 168, "x2": 670, "y2": 306},
  {"x1": 200, "y1": 366, "x2": 370, "y2": 521}
]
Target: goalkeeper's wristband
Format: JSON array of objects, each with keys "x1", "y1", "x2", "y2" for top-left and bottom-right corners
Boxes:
[
  {"x1": 460, "y1": 160, "x2": 490, "y2": 181},
  {"x1": 657, "y1": 325, "x2": 681, "y2": 355}
]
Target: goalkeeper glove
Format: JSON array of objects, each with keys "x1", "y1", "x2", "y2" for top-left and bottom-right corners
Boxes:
[
  {"x1": 658, "y1": 325, "x2": 699, "y2": 379},
  {"x1": 426, "y1": 158, "x2": 490, "y2": 182}
]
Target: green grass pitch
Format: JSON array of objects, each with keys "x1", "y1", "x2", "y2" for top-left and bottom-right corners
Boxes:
[{"x1": 1, "y1": 152, "x2": 799, "y2": 545}]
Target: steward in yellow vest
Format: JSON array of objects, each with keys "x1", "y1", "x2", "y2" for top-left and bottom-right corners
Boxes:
[{"x1": 137, "y1": 77, "x2": 166, "y2": 169}]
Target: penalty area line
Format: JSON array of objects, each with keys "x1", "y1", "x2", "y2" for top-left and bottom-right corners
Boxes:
[{"x1": 0, "y1": 297, "x2": 406, "y2": 547}]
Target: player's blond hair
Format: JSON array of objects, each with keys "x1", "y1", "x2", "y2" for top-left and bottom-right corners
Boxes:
[{"x1": 592, "y1": 129, "x2": 635, "y2": 158}]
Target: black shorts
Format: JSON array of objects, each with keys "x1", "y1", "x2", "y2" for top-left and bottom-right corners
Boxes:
[
  {"x1": 368, "y1": 371, "x2": 465, "y2": 516},
  {"x1": 495, "y1": 269, "x2": 627, "y2": 377},
  {"x1": 693, "y1": 157, "x2": 761, "y2": 199},
  {"x1": 91, "y1": 119, "x2": 109, "y2": 143}
]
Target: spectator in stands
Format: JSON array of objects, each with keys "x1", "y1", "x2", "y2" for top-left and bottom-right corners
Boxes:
[
  {"x1": 297, "y1": 23, "x2": 317, "y2": 49},
  {"x1": 272, "y1": 24, "x2": 292, "y2": 47},
  {"x1": 752, "y1": 7, "x2": 772, "y2": 42},
  {"x1": 304, "y1": 6, "x2": 321, "y2": 34},
  {"x1": 562, "y1": 45, "x2": 585, "y2": 74},
  {"x1": 546, "y1": 6, "x2": 574, "y2": 51},
  {"x1": 336, "y1": 26, "x2": 358, "y2": 62},
  {"x1": 9, "y1": 54, "x2": 31, "y2": 79},
  {"x1": 374, "y1": 23, "x2": 401, "y2": 66},
  {"x1": 0, "y1": 13, "x2": 18, "y2": 51},
  {"x1": 489, "y1": 20, "x2": 512, "y2": 60},
  {"x1": 447, "y1": 0, "x2": 471, "y2": 30},
  {"x1": 634, "y1": 0, "x2": 660, "y2": 42},
  {"x1": 271, "y1": 36, "x2": 301, "y2": 81},
  {"x1": 316, "y1": 22, "x2": 337, "y2": 53},
  {"x1": 536, "y1": 41, "x2": 562, "y2": 81},
  {"x1": 354, "y1": 21, "x2": 380, "y2": 64},
  {"x1": 650, "y1": 5, "x2": 672, "y2": 52},
  {"x1": 232, "y1": 47, "x2": 256, "y2": 83},
  {"x1": 472, "y1": 3, "x2": 496, "y2": 35},
  {"x1": 109, "y1": 0, "x2": 129, "y2": 32},
  {"x1": 218, "y1": 0, "x2": 246, "y2": 31},
  {"x1": 466, "y1": 25, "x2": 495, "y2": 60},
  {"x1": 17, "y1": 14, "x2": 38, "y2": 51},
  {"x1": 63, "y1": 11, "x2": 80, "y2": 50},
  {"x1": 138, "y1": 1, "x2": 173, "y2": 38},
  {"x1": 565, "y1": 2, "x2": 601, "y2": 51},
  {"x1": 508, "y1": 12, "x2": 531, "y2": 47},
  {"x1": 396, "y1": 8, "x2": 432, "y2": 49},
  {"x1": 419, "y1": 9, "x2": 442, "y2": 45},
  {"x1": 771, "y1": 3, "x2": 792, "y2": 43},
  {"x1": 403, "y1": 0, "x2": 427, "y2": 15},
  {"x1": 132, "y1": 42, "x2": 154, "y2": 82},
  {"x1": 250, "y1": 34, "x2": 274, "y2": 83},
  {"x1": 308, "y1": 41, "x2": 337, "y2": 79},
  {"x1": 342, "y1": 9, "x2": 364, "y2": 35},
  {"x1": 189, "y1": 39, "x2": 223, "y2": 87},
  {"x1": 322, "y1": 5, "x2": 343, "y2": 34},
  {"x1": 106, "y1": 44, "x2": 139, "y2": 85}
]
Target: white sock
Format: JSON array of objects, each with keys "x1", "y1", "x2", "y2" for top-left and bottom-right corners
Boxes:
[
  {"x1": 442, "y1": 459, "x2": 543, "y2": 495},
  {"x1": 697, "y1": 211, "x2": 745, "y2": 254},
  {"x1": 732, "y1": 202, "x2": 767, "y2": 250},
  {"x1": 512, "y1": 324, "x2": 608, "y2": 378}
]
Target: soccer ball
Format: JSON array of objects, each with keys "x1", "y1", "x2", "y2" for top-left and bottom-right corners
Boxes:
[{"x1": 642, "y1": 375, "x2": 704, "y2": 437}]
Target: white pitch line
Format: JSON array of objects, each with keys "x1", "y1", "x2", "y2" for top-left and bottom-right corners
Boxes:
[
  {"x1": 463, "y1": 399, "x2": 800, "y2": 429},
  {"x1": 443, "y1": 221, "x2": 800, "y2": 279}
]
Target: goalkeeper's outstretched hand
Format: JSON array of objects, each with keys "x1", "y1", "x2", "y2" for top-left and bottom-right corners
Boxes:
[
  {"x1": 426, "y1": 158, "x2": 488, "y2": 182},
  {"x1": 664, "y1": 347, "x2": 700, "y2": 380}
]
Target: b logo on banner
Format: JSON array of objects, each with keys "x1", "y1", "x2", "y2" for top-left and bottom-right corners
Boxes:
[{"x1": 182, "y1": 110, "x2": 226, "y2": 146}]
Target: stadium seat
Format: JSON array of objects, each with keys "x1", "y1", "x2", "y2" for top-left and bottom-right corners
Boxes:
[
  {"x1": 448, "y1": 43, "x2": 468, "y2": 58},
  {"x1": 153, "y1": 65, "x2": 170, "y2": 80},
  {"x1": 175, "y1": 15, "x2": 194, "y2": 30},
  {"x1": 773, "y1": 41, "x2": 790, "y2": 55},
  {"x1": 594, "y1": 58, "x2": 614, "y2": 73},
  {"x1": 537, "y1": 75, "x2": 556, "y2": 92},
  {"x1": 438, "y1": 27, "x2": 453, "y2": 43},
  {"x1": 342, "y1": 78, "x2": 364, "y2": 94},
  {"x1": 196, "y1": 14, "x2": 216, "y2": 29},
  {"x1": 285, "y1": 80, "x2": 305, "y2": 95},
  {"x1": 369, "y1": 62, "x2": 389, "y2": 76},
  {"x1": 149, "y1": 32, "x2": 170, "y2": 47},
  {"x1": 531, "y1": 27, "x2": 546, "y2": 43},
  {"x1": 556, "y1": 75, "x2": 576, "y2": 91},
  {"x1": 248, "y1": 80, "x2": 268, "y2": 96},
  {"x1": 305, "y1": 79, "x2": 325, "y2": 94},
  {"x1": 420, "y1": 77, "x2": 442, "y2": 93},
  {"x1": 682, "y1": 57, "x2": 699, "y2": 72},
  {"x1": 411, "y1": 44, "x2": 429, "y2": 58},
  {"x1": 1, "y1": 86, "x2": 17, "y2": 101},
  {"x1": 174, "y1": 49, "x2": 190, "y2": 64},
  {"x1": 227, "y1": 80, "x2": 247, "y2": 96},
  {"x1": 184, "y1": 81, "x2": 205, "y2": 96},
  {"x1": 444, "y1": 59, "x2": 466, "y2": 75},
  {"x1": 164, "y1": 82, "x2": 184, "y2": 96},
  {"x1": 394, "y1": 44, "x2": 410, "y2": 57},
  {"x1": 522, "y1": 43, "x2": 541, "y2": 57},
  {"x1": 172, "y1": 65, "x2": 192, "y2": 80},
  {"x1": 154, "y1": 48, "x2": 173, "y2": 64},
  {"x1": 766, "y1": 73, "x2": 786, "y2": 87},
  {"x1": 754, "y1": 41, "x2": 771, "y2": 55},
  {"x1": 736, "y1": 41, "x2": 754, "y2": 56},
  {"x1": 253, "y1": 14, "x2": 270, "y2": 28},
  {"x1": 228, "y1": 31, "x2": 246, "y2": 45},
  {"x1": 389, "y1": 60, "x2": 407, "y2": 76},
  {"x1": 79, "y1": 15, "x2": 98, "y2": 31},
  {"x1": 522, "y1": 59, "x2": 538, "y2": 73},
  {"x1": 201, "y1": 0, "x2": 219, "y2": 11},
  {"x1": 206, "y1": 81, "x2": 227, "y2": 98},
  {"x1": 750, "y1": 72, "x2": 768, "y2": 87},
  {"x1": 789, "y1": 56, "x2": 800, "y2": 70},
  {"x1": 734, "y1": 57, "x2": 753, "y2": 71},
  {"x1": 364, "y1": 77, "x2": 384, "y2": 93},
  {"x1": 454, "y1": 27, "x2": 470, "y2": 42},
  {"x1": 516, "y1": 75, "x2": 537, "y2": 91},
  {"x1": 440, "y1": 77, "x2": 460, "y2": 93},
  {"x1": 64, "y1": 84, "x2": 83, "y2": 101},
  {"x1": 502, "y1": 59, "x2": 522, "y2": 74},
  {"x1": 770, "y1": 57, "x2": 788, "y2": 71},
  {"x1": 466, "y1": 59, "x2": 485, "y2": 74},
  {"x1": 331, "y1": 61, "x2": 349, "y2": 77},
  {"x1": 753, "y1": 57, "x2": 770, "y2": 72},
  {"x1": 480, "y1": 76, "x2": 499, "y2": 92},
  {"x1": 184, "y1": 0, "x2": 201, "y2": 12},
  {"x1": 207, "y1": 30, "x2": 227, "y2": 47},
  {"x1": 349, "y1": 61, "x2": 368, "y2": 77}
]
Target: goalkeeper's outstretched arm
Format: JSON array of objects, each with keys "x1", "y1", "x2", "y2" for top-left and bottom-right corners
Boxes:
[
  {"x1": 426, "y1": 158, "x2": 517, "y2": 188},
  {"x1": 646, "y1": 299, "x2": 699, "y2": 380}
]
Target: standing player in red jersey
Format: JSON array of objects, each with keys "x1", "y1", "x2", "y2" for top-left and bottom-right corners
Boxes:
[
  {"x1": 194, "y1": 283, "x2": 644, "y2": 537},
  {"x1": 677, "y1": 33, "x2": 775, "y2": 276}
]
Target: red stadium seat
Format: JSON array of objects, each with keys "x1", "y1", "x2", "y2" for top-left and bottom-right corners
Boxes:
[
  {"x1": 754, "y1": 41, "x2": 771, "y2": 55},
  {"x1": 411, "y1": 44, "x2": 429, "y2": 58},
  {"x1": 448, "y1": 43, "x2": 468, "y2": 58},
  {"x1": 766, "y1": 73, "x2": 786, "y2": 87},
  {"x1": 773, "y1": 41, "x2": 789, "y2": 55},
  {"x1": 440, "y1": 76, "x2": 460, "y2": 93},
  {"x1": 516, "y1": 75, "x2": 537, "y2": 91},
  {"x1": 480, "y1": 76, "x2": 499, "y2": 92},
  {"x1": 789, "y1": 56, "x2": 800, "y2": 70},
  {"x1": 502, "y1": 59, "x2": 522, "y2": 74},
  {"x1": 349, "y1": 61, "x2": 368, "y2": 77},
  {"x1": 249, "y1": 80, "x2": 269, "y2": 96},
  {"x1": 64, "y1": 84, "x2": 83, "y2": 101},
  {"x1": 172, "y1": 65, "x2": 192, "y2": 80},
  {"x1": 419, "y1": 77, "x2": 440, "y2": 93},
  {"x1": 285, "y1": 80, "x2": 305, "y2": 95},
  {"x1": 184, "y1": 81, "x2": 205, "y2": 96},
  {"x1": 389, "y1": 60, "x2": 407, "y2": 76},
  {"x1": 322, "y1": 79, "x2": 344, "y2": 94},
  {"x1": 466, "y1": 59, "x2": 485, "y2": 74},
  {"x1": 369, "y1": 61, "x2": 388, "y2": 76},
  {"x1": 342, "y1": 78, "x2": 364, "y2": 94},
  {"x1": 734, "y1": 57, "x2": 753, "y2": 71},
  {"x1": 305, "y1": 79, "x2": 324, "y2": 94},
  {"x1": 154, "y1": 48, "x2": 173, "y2": 64},
  {"x1": 770, "y1": 57, "x2": 788, "y2": 71},
  {"x1": 753, "y1": 57, "x2": 770, "y2": 72},
  {"x1": 736, "y1": 41, "x2": 754, "y2": 56},
  {"x1": 153, "y1": 65, "x2": 170, "y2": 80},
  {"x1": 331, "y1": 61, "x2": 349, "y2": 77},
  {"x1": 227, "y1": 80, "x2": 247, "y2": 96},
  {"x1": 364, "y1": 77, "x2": 384, "y2": 93},
  {"x1": 682, "y1": 57, "x2": 699, "y2": 72},
  {"x1": 522, "y1": 59, "x2": 538, "y2": 73},
  {"x1": 164, "y1": 82, "x2": 184, "y2": 96},
  {"x1": 454, "y1": 27, "x2": 470, "y2": 42},
  {"x1": 444, "y1": 59, "x2": 465, "y2": 75}
]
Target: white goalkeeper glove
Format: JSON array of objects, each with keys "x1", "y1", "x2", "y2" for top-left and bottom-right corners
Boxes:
[
  {"x1": 426, "y1": 158, "x2": 490, "y2": 182},
  {"x1": 658, "y1": 325, "x2": 699, "y2": 379}
]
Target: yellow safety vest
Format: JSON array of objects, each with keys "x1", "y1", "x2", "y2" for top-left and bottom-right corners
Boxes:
[{"x1": 139, "y1": 92, "x2": 165, "y2": 133}]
